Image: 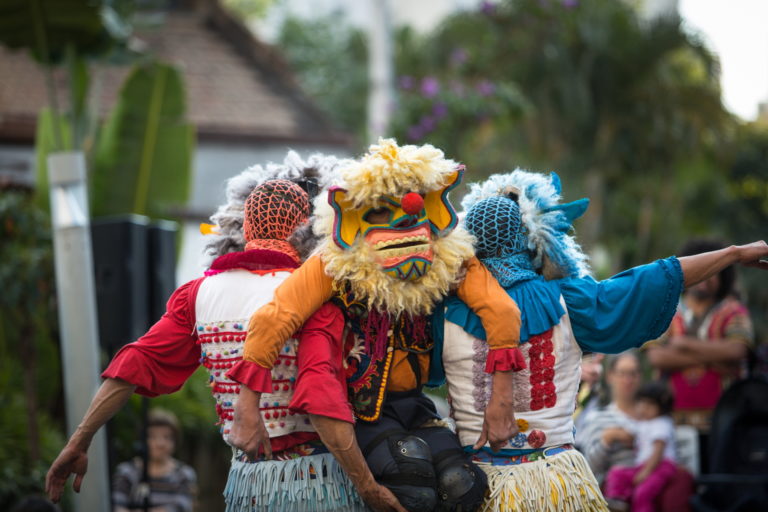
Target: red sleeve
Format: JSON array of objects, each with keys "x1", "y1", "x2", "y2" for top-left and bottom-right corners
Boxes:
[
  {"x1": 289, "y1": 302, "x2": 354, "y2": 423},
  {"x1": 485, "y1": 347, "x2": 527, "y2": 373},
  {"x1": 226, "y1": 360, "x2": 273, "y2": 393},
  {"x1": 102, "y1": 278, "x2": 204, "y2": 397}
]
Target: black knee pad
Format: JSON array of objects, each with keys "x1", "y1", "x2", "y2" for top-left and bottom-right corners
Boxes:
[
  {"x1": 434, "y1": 453, "x2": 488, "y2": 512},
  {"x1": 365, "y1": 433, "x2": 437, "y2": 512}
]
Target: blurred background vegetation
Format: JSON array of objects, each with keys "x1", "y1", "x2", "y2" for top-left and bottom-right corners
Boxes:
[
  {"x1": 279, "y1": 0, "x2": 768, "y2": 331},
  {"x1": 1, "y1": 0, "x2": 767, "y2": 510}
]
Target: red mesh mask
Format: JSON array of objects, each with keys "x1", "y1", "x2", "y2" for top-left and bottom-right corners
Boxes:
[{"x1": 243, "y1": 180, "x2": 310, "y2": 263}]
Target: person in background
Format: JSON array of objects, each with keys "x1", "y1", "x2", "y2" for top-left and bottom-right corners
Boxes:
[
  {"x1": 113, "y1": 410, "x2": 196, "y2": 512},
  {"x1": 576, "y1": 352, "x2": 640, "y2": 485},
  {"x1": 646, "y1": 238, "x2": 754, "y2": 470},
  {"x1": 603, "y1": 383, "x2": 677, "y2": 512},
  {"x1": 573, "y1": 352, "x2": 605, "y2": 432},
  {"x1": 10, "y1": 496, "x2": 60, "y2": 512}
]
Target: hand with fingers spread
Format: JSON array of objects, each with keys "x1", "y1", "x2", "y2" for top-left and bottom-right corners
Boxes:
[
  {"x1": 46, "y1": 441, "x2": 89, "y2": 503},
  {"x1": 474, "y1": 370, "x2": 518, "y2": 452},
  {"x1": 229, "y1": 385, "x2": 271, "y2": 460}
]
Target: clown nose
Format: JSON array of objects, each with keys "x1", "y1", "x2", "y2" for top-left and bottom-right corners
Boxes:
[{"x1": 401, "y1": 192, "x2": 424, "y2": 215}]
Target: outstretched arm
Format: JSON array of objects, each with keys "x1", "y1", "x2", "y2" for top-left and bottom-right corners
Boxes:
[
  {"x1": 46, "y1": 378, "x2": 136, "y2": 503},
  {"x1": 679, "y1": 241, "x2": 768, "y2": 287}
]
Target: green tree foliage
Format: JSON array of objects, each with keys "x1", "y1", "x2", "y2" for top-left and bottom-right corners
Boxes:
[
  {"x1": 721, "y1": 124, "x2": 768, "y2": 337},
  {"x1": 279, "y1": 0, "x2": 766, "y2": 340},
  {"x1": 278, "y1": 15, "x2": 369, "y2": 144},
  {"x1": 0, "y1": 191, "x2": 64, "y2": 509},
  {"x1": 391, "y1": 0, "x2": 733, "y2": 267}
]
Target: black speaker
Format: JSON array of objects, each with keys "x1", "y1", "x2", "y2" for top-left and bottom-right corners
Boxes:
[
  {"x1": 147, "y1": 220, "x2": 178, "y2": 323},
  {"x1": 91, "y1": 216, "x2": 178, "y2": 355}
]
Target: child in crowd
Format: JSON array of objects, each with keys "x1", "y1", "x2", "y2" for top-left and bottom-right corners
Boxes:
[{"x1": 604, "y1": 383, "x2": 677, "y2": 512}]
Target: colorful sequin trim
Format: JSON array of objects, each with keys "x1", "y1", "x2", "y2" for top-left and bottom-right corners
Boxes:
[{"x1": 471, "y1": 444, "x2": 574, "y2": 466}]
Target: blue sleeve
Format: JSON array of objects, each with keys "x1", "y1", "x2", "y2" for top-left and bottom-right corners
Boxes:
[{"x1": 559, "y1": 256, "x2": 683, "y2": 353}]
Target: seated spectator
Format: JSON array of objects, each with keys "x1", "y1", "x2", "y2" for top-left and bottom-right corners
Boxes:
[
  {"x1": 604, "y1": 383, "x2": 677, "y2": 512},
  {"x1": 10, "y1": 496, "x2": 59, "y2": 512},
  {"x1": 112, "y1": 409, "x2": 196, "y2": 512},
  {"x1": 577, "y1": 353, "x2": 695, "y2": 511},
  {"x1": 576, "y1": 352, "x2": 639, "y2": 484},
  {"x1": 574, "y1": 352, "x2": 605, "y2": 433}
]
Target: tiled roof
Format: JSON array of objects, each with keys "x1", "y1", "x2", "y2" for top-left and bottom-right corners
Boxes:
[{"x1": 0, "y1": 3, "x2": 350, "y2": 146}]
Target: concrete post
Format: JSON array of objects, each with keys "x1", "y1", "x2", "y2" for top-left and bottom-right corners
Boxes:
[{"x1": 48, "y1": 151, "x2": 110, "y2": 511}]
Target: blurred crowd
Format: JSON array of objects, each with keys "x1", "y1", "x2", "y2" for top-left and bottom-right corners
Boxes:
[{"x1": 574, "y1": 239, "x2": 763, "y2": 511}]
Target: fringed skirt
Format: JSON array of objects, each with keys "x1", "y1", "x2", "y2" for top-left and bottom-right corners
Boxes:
[
  {"x1": 224, "y1": 449, "x2": 367, "y2": 512},
  {"x1": 475, "y1": 446, "x2": 608, "y2": 512}
]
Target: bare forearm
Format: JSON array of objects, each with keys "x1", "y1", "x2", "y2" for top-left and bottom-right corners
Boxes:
[
  {"x1": 491, "y1": 369, "x2": 515, "y2": 402},
  {"x1": 69, "y1": 378, "x2": 135, "y2": 449},
  {"x1": 678, "y1": 246, "x2": 739, "y2": 288},
  {"x1": 309, "y1": 415, "x2": 376, "y2": 491},
  {"x1": 642, "y1": 442, "x2": 665, "y2": 474},
  {"x1": 685, "y1": 339, "x2": 747, "y2": 364},
  {"x1": 647, "y1": 346, "x2": 703, "y2": 371}
]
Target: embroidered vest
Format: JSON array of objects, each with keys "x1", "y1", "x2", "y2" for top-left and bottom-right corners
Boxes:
[
  {"x1": 333, "y1": 286, "x2": 434, "y2": 422},
  {"x1": 443, "y1": 296, "x2": 582, "y2": 450},
  {"x1": 195, "y1": 269, "x2": 314, "y2": 444}
]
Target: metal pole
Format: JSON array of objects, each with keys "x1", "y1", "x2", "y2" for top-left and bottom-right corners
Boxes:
[
  {"x1": 48, "y1": 151, "x2": 111, "y2": 512},
  {"x1": 367, "y1": 0, "x2": 395, "y2": 142}
]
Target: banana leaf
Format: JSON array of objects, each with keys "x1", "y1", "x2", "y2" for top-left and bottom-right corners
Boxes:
[
  {"x1": 0, "y1": 0, "x2": 126, "y2": 64},
  {"x1": 33, "y1": 108, "x2": 73, "y2": 212},
  {"x1": 90, "y1": 61, "x2": 195, "y2": 219}
]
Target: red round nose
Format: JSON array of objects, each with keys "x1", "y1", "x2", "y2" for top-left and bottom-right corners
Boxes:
[{"x1": 401, "y1": 192, "x2": 424, "y2": 216}]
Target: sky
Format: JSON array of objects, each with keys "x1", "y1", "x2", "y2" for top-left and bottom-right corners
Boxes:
[{"x1": 680, "y1": 0, "x2": 768, "y2": 120}]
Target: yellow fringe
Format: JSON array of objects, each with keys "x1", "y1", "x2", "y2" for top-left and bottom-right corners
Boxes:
[
  {"x1": 314, "y1": 222, "x2": 474, "y2": 316},
  {"x1": 338, "y1": 138, "x2": 459, "y2": 208},
  {"x1": 478, "y1": 449, "x2": 608, "y2": 512}
]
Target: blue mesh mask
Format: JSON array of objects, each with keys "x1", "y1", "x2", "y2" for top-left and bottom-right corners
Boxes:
[{"x1": 464, "y1": 195, "x2": 538, "y2": 287}]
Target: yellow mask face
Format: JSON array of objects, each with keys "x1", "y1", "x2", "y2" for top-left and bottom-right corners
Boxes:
[{"x1": 327, "y1": 168, "x2": 463, "y2": 281}]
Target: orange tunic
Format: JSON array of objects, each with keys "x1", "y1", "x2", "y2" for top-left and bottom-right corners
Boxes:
[{"x1": 243, "y1": 254, "x2": 521, "y2": 373}]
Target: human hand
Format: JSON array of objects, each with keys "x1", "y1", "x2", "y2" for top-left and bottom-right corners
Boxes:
[
  {"x1": 46, "y1": 443, "x2": 89, "y2": 503},
  {"x1": 229, "y1": 387, "x2": 271, "y2": 460},
  {"x1": 358, "y1": 482, "x2": 408, "y2": 512},
  {"x1": 668, "y1": 336, "x2": 692, "y2": 350},
  {"x1": 474, "y1": 394, "x2": 518, "y2": 452},
  {"x1": 581, "y1": 354, "x2": 604, "y2": 385},
  {"x1": 632, "y1": 468, "x2": 651, "y2": 485},
  {"x1": 601, "y1": 427, "x2": 634, "y2": 447},
  {"x1": 736, "y1": 241, "x2": 768, "y2": 269}
]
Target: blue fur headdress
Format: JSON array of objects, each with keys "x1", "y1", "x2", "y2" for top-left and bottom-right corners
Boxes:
[{"x1": 461, "y1": 169, "x2": 590, "y2": 283}]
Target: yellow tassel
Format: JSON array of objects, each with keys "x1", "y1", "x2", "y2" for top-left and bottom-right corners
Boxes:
[
  {"x1": 200, "y1": 223, "x2": 219, "y2": 235},
  {"x1": 478, "y1": 450, "x2": 608, "y2": 512}
]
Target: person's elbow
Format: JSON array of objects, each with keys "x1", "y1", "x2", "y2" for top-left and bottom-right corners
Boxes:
[{"x1": 717, "y1": 341, "x2": 748, "y2": 364}]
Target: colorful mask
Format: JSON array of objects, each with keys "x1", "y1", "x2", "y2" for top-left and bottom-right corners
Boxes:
[
  {"x1": 327, "y1": 141, "x2": 462, "y2": 281},
  {"x1": 462, "y1": 170, "x2": 591, "y2": 281},
  {"x1": 311, "y1": 139, "x2": 475, "y2": 315}
]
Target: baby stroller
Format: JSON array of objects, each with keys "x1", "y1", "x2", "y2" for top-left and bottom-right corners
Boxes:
[{"x1": 690, "y1": 375, "x2": 768, "y2": 512}]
